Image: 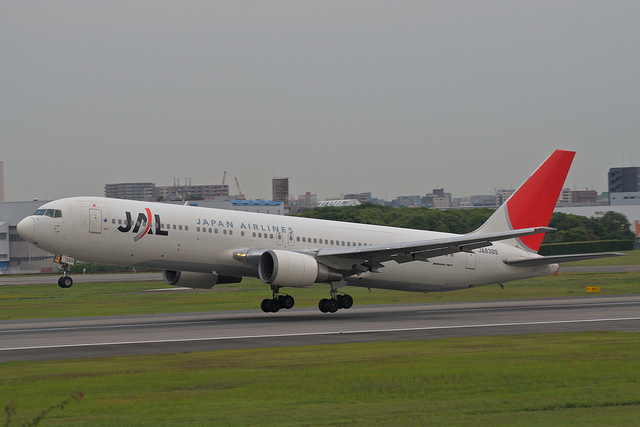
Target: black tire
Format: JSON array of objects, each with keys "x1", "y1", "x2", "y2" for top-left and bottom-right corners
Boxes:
[
  {"x1": 339, "y1": 294, "x2": 353, "y2": 309},
  {"x1": 318, "y1": 298, "x2": 329, "y2": 313},
  {"x1": 280, "y1": 295, "x2": 295, "y2": 309},
  {"x1": 58, "y1": 276, "x2": 73, "y2": 288},
  {"x1": 327, "y1": 298, "x2": 339, "y2": 313},
  {"x1": 261, "y1": 299, "x2": 271, "y2": 313},
  {"x1": 267, "y1": 298, "x2": 280, "y2": 313}
]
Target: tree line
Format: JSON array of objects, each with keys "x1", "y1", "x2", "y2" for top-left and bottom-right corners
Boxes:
[{"x1": 297, "y1": 204, "x2": 635, "y2": 243}]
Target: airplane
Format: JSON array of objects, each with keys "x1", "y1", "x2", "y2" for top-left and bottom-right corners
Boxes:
[{"x1": 16, "y1": 150, "x2": 622, "y2": 313}]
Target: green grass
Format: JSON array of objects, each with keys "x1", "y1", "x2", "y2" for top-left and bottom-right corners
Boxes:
[
  {"x1": 560, "y1": 249, "x2": 640, "y2": 266},
  {"x1": 2, "y1": 332, "x2": 639, "y2": 426},
  {"x1": 1, "y1": 270, "x2": 640, "y2": 320}
]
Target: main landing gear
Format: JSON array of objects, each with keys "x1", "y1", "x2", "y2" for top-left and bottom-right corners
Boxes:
[
  {"x1": 318, "y1": 288, "x2": 353, "y2": 313},
  {"x1": 261, "y1": 286, "x2": 295, "y2": 313}
]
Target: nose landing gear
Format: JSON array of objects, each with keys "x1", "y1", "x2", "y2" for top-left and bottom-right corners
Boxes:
[{"x1": 54, "y1": 254, "x2": 75, "y2": 288}]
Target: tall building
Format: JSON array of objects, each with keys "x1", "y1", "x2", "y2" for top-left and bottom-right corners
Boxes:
[
  {"x1": 272, "y1": 178, "x2": 289, "y2": 206},
  {"x1": 609, "y1": 167, "x2": 640, "y2": 205}
]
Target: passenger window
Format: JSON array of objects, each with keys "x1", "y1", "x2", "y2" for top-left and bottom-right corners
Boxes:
[
  {"x1": 179, "y1": 225, "x2": 183, "y2": 230},
  {"x1": 185, "y1": 226, "x2": 188, "y2": 231}
]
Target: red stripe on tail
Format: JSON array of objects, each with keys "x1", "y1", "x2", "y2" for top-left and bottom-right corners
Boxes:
[{"x1": 506, "y1": 150, "x2": 575, "y2": 252}]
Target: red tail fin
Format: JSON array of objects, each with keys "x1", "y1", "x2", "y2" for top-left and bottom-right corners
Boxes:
[{"x1": 473, "y1": 150, "x2": 575, "y2": 252}]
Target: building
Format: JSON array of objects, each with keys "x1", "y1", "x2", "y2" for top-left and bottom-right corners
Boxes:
[
  {"x1": 272, "y1": 178, "x2": 289, "y2": 206},
  {"x1": 571, "y1": 190, "x2": 598, "y2": 203},
  {"x1": 344, "y1": 193, "x2": 372, "y2": 204},
  {"x1": 422, "y1": 188, "x2": 452, "y2": 208},
  {"x1": 461, "y1": 195, "x2": 499, "y2": 208},
  {"x1": 317, "y1": 199, "x2": 361, "y2": 207},
  {"x1": 154, "y1": 184, "x2": 229, "y2": 201},
  {"x1": 0, "y1": 200, "x2": 57, "y2": 273},
  {"x1": 298, "y1": 192, "x2": 318, "y2": 210},
  {"x1": 559, "y1": 188, "x2": 572, "y2": 204},
  {"x1": 105, "y1": 183, "x2": 155, "y2": 201},
  {"x1": 393, "y1": 195, "x2": 423, "y2": 208},
  {"x1": 105, "y1": 182, "x2": 230, "y2": 201},
  {"x1": 609, "y1": 167, "x2": 640, "y2": 205}
]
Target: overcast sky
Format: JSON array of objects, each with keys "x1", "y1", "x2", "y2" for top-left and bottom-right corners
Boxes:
[{"x1": 2, "y1": 1, "x2": 639, "y2": 202}]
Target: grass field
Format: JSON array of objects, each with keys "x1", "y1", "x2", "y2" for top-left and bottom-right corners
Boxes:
[
  {"x1": 2, "y1": 332, "x2": 640, "y2": 426},
  {"x1": 2, "y1": 252, "x2": 639, "y2": 425},
  {"x1": 1, "y1": 269, "x2": 639, "y2": 320}
]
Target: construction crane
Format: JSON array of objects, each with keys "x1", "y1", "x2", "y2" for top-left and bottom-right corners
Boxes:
[
  {"x1": 234, "y1": 177, "x2": 245, "y2": 200},
  {"x1": 220, "y1": 171, "x2": 227, "y2": 196}
]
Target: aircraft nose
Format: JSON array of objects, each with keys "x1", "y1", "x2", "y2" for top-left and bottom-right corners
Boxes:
[{"x1": 17, "y1": 217, "x2": 35, "y2": 241}]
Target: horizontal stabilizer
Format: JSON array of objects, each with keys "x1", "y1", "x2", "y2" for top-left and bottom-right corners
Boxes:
[{"x1": 503, "y1": 252, "x2": 626, "y2": 267}]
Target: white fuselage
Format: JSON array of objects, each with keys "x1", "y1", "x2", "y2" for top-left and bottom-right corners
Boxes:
[{"x1": 19, "y1": 197, "x2": 557, "y2": 292}]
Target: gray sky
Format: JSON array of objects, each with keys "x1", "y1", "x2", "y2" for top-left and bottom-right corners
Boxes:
[{"x1": 2, "y1": 1, "x2": 639, "y2": 202}]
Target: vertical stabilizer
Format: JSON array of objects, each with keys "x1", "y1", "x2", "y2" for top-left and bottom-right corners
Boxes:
[{"x1": 472, "y1": 150, "x2": 575, "y2": 252}]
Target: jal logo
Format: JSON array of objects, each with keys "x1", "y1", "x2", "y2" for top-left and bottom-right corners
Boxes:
[{"x1": 117, "y1": 208, "x2": 168, "y2": 241}]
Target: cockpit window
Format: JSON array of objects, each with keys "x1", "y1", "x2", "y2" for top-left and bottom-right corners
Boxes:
[{"x1": 32, "y1": 209, "x2": 62, "y2": 217}]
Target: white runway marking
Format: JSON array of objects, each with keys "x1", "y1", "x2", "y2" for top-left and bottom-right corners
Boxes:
[{"x1": 2, "y1": 316, "x2": 638, "y2": 352}]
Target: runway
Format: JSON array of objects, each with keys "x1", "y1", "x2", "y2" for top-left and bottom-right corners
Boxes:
[{"x1": 1, "y1": 295, "x2": 639, "y2": 362}]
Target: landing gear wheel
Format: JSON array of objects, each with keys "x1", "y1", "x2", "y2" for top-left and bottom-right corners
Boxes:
[
  {"x1": 279, "y1": 295, "x2": 295, "y2": 309},
  {"x1": 261, "y1": 299, "x2": 271, "y2": 313},
  {"x1": 327, "y1": 298, "x2": 340, "y2": 313},
  {"x1": 267, "y1": 298, "x2": 280, "y2": 313},
  {"x1": 338, "y1": 294, "x2": 353, "y2": 309},
  {"x1": 318, "y1": 298, "x2": 330, "y2": 313},
  {"x1": 58, "y1": 276, "x2": 73, "y2": 288}
]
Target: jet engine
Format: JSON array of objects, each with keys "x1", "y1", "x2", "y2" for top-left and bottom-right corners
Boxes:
[
  {"x1": 163, "y1": 270, "x2": 242, "y2": 289},
  {"x1": 258, "y1": 250, "x2": 342, "y2": 287}
]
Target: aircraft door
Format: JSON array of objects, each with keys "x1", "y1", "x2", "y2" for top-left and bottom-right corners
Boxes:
[
  {"x1": 288, "y1": 233, "x2": 295, "y2": 247},
  {"x1": 465, "y1": 251, "x2": 476, "y2": 270},
  {"x1": 89, "y1": 209, "x2": 102, "y2": 234},
  {"x1": 276, "y1": 232, "x2": 283, "y2": 246}
]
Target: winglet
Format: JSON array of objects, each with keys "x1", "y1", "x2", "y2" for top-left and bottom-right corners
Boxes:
[{"x1": 472, "y1": 150, "x2": 575, "y2": 253}]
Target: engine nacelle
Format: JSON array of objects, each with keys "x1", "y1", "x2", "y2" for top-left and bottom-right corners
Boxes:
[
  {"x1": 258, "y1": 250, "x2": 342, "y2": 287},
  {"x1": 163, "y1": 270, "x2": 242, "y2": 289}
]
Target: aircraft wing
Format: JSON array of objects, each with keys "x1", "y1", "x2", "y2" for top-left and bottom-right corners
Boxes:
[
  {"x1": 315, "y1": 227, "x2": 553, "y2": 264},
  {"x1": 503, "y1": 252, "x2": 626, "y2": 267}
]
